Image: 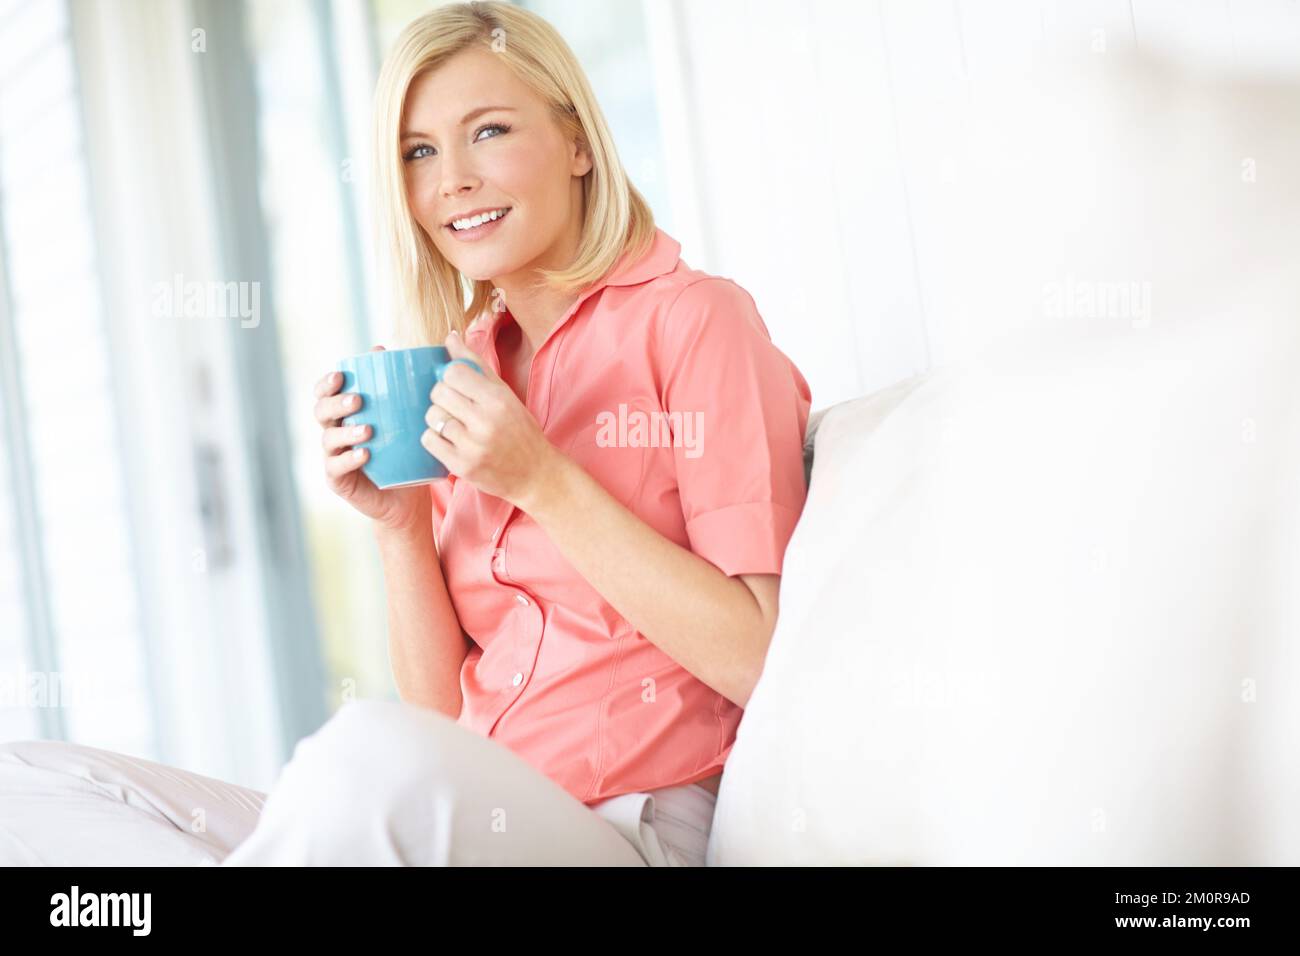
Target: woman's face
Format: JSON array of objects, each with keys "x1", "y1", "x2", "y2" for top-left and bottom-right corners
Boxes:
[{"x1": 401, "y1": 46, "x2": 592, "y2": 284}]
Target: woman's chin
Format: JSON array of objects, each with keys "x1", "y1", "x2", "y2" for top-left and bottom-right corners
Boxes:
[
  {"x1": 455, "y1": 251, "x2": 523, "y2": 283},
  {"x1": 436, "y1": 231, "x2": 532, "y2": 282},
  {"x1": 437, "y1": 251, "x2": 493, "y2": 282}
]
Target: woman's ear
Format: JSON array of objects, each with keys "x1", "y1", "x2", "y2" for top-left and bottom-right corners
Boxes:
[{"x1": 571, "y1": 139, "x2": 593, "y2": 177}]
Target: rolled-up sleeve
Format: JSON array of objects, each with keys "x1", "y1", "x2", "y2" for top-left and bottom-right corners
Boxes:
[{"x1": 658, "y1": 277, "x2": 812, "y2": 577}]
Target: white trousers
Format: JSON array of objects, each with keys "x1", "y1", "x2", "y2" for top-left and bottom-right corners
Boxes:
[{"x1": 0, "y1": 699, "x2": 716, "y2": 867}]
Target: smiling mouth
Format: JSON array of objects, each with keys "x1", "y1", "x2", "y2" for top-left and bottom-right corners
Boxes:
[{"x1": 445, "y1": 207, "x2": 513, "y2": 233}]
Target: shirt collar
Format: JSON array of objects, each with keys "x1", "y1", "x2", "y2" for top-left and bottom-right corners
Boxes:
[{"x1": 600, "y1": 226, "x2": 682, "y2": 289}]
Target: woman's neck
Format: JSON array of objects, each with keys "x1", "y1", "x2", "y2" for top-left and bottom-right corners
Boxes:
[
  {"x1": 491, "y1": 278, "x2": 578, "y2": 355},
  {"x1": 490, "y1": 205, "x2": 585, "y2": 353}
]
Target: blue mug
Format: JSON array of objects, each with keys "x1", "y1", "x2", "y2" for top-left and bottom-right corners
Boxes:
[{"x1": 337, "y1": 346, "x2": 482, "y2": 489}]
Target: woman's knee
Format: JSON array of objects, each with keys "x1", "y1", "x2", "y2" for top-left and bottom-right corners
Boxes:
[{"x1": 275, "y1": 698, "x2": 458, "y2": 799}]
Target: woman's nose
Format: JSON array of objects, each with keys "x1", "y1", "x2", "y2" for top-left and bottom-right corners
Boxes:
[{"x1": 439, "y1": 147, "x2": 479, "y2": 197}]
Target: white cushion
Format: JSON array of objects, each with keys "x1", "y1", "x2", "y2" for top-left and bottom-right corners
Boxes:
[{"x1": 710, "y1": 310, "x2": 1299, "y2": 864}]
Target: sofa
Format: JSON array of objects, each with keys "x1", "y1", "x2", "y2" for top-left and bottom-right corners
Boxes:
[
  {"x1": 704, "y1": 52, "x2": 1300, "y2": 866},
  {"x1": 708, "y1": 313, "x2": 1299, "y2": 865}
]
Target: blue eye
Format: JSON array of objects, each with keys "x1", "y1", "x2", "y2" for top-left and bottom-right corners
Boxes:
[
  {"x1": 403, "y1": 123, "x2": 511, "y2": 162},
  {"x1": 475, "y1": 122, "x2": 510, "y2": 141}
]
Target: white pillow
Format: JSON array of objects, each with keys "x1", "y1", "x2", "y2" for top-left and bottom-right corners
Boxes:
[{"x1": 709, "y1": 309, "x2": 1300, "y2": 864}]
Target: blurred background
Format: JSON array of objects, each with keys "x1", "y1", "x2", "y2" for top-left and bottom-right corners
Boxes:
[{"x1": 0, "y1": 0, "x2": 1296, "y2": 792}]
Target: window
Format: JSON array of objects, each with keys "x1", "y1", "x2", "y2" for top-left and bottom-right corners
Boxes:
[
  {"x1": 244, "y1": 0, "x2": 393, "y2": 706},
  {"x1": 0, "y1": 0, "x2": 153, "y2": 753}
]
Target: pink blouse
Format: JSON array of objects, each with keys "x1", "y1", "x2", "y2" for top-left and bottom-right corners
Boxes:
[{"x1": 429, "y1": 227, "x2": 812, "y2": 805}]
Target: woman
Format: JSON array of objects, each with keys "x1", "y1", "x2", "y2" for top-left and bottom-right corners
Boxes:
[
  {"x1": 239, "y1": 0, "x2": 810, "y2": 866},
  {"x1": 0, "y1": 0, "x2": 810, "y2": 868}
]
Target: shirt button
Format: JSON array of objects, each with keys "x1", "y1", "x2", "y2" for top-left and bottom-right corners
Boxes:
[
  {"x1": 512, "y1": 672, "x2": 524, "y2": 686},
  {"x1": 515, "y1": 593, "x2": 529, "y2": 606},
  {"x1": 492, "y1": 548, "x2": 506, "y2": 572}
]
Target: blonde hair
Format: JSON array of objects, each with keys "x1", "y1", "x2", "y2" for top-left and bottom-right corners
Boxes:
[{"x1": 370, "y1": 0, "x2": 656, "y2": 347}]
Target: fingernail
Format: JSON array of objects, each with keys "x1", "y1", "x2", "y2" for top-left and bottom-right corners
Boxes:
[
  {"x1": 352, "y1": 425, "x2": 367, "y2": 439},
  {"x1": 353, "y1": 448, "x2": 365, "y2": 460}
]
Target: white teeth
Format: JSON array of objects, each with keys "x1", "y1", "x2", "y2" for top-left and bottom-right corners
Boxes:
[{"x1": 451, "y1": 208, "x2": 508, "y2": 231}]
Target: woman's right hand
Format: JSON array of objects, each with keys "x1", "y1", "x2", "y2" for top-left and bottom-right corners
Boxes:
[{"x1": 314, "y1": 345, "x2": 433, "y2": 534}]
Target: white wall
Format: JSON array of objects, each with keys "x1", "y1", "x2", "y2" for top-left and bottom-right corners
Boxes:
[{"x1": 646, "y1": 0, "x2": 1300, "y2": 410}]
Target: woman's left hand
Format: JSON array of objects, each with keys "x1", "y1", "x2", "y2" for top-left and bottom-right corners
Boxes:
[{"x1": 422, "y1": 330, "x2": 564, "y2": 510}]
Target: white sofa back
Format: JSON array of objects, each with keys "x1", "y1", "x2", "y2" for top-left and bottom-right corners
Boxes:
[{"x1": 708, "y1": 53, "x2": 1300, "y2": 865}]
